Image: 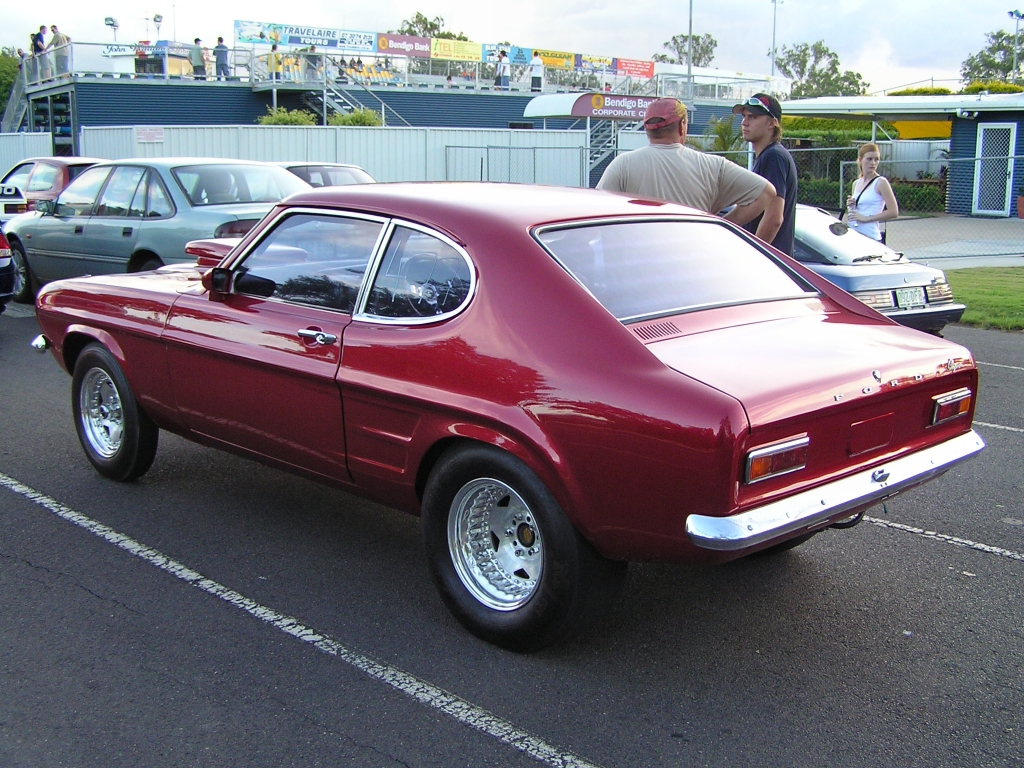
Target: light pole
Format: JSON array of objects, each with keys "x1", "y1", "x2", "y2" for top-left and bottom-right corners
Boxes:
[
  {"x1": 687, "y1": 0, "x2": 693, "y2": 103},
  {"x1": 104, "y1": 17, "x2": 119, "y2": 43},
  {"x1": 1010, "y1": 10, "x2": 1024, "y2": 83},
  {"x1": 771, "y1": 0, "x2": 782, "y2": 78}
]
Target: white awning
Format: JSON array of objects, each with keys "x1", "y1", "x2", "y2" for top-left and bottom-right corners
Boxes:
[{"x1": 781, "y1": 94, "x2": 1024, "y2": 121}]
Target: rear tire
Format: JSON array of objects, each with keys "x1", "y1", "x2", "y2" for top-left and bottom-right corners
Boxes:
[
  {"x1": 133, "y1": 255, "x2": 163, "y2": 272},
  {"x1": 72, "y1": 343, "x2": 159, "y2": 481},
  {"x1": 421, "y1": 444, "x2": 625, "y2": 652},
  {"x1": 10, "y1": 241, "x2": 36, "y2": 304}
]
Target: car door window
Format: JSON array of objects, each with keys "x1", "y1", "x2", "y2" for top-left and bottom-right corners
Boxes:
[
  {"x1": 234, "y1": 213, "x2": 383, "y2": 313},
  {"x1": 26, "y1": 163, "x2": 60, "y2": 192},
  {"x1": 145, "y1": 174, "x2": 175, "y2": 218},
  {"x1": 364, "y1": 226, "x2": 473, "y2": 320},
  {"x1": 95, "y1": 166, "x2": 146, "y2": 217},
  {"x1": 2, "y1": 163, "x2": 34, "y2": 189},
  {"x1": 54, "y1": 166, "x2": 112, "y2": 217}
]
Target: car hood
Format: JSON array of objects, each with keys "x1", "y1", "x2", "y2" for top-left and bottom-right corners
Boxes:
[
  {"x1": 795, "y1": 205, "x2": 903, "y2": 264},
  {"x1": 806, "y1": 261, "x2": 946, "y2": 292},
  {"x1": 646, "y1": 312, "x2": 971, "y2": 427}
]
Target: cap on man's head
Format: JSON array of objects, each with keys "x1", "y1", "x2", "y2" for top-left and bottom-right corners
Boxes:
[
  {"x1": 643, "y1": 98, "x2": 687, "y2": 128},
  {"x1": 194, "y1": 37, "x2": 201, "y2": 43},
  {"x1": 732, "y1": 93, "x2": 782, "y2": 122}
]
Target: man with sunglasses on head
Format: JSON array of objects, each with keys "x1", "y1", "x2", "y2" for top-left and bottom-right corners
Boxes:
[
  {"x1": 733, "y1": 93, "x2": 798, "y2": 255},
  {"x1": 598, "y1": 98, "x2": 776, "y2": 228}
]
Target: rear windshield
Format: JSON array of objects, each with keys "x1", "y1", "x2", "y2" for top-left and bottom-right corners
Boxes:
[
  {"x1": 536, "y1": 220, "x2": 814, "y2": 322},
  {"x1": 172, "y1": 164, "x2": 308, "y2": 206},
  {"x1": 287, "y1": 164, "x2": 374, "y2": 187}
]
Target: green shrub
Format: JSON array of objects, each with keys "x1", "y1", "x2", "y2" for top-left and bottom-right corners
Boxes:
[
  {"x1": 328, "y1": 108, "x2": 383, "y2": 127},
  {"x1": 962, "y1": 81, "x2": 1024, "y2": 94},
  {"x1": 798, "y1": 178, "x2": 842, "y2": 209},
  {"x1": 256, "y1": 107, "x2": 318, "y2": 126},
  {"x1": 891, "y1": 182, "x2": 944, "y2": 212},
  {"x1": 886, "y1": 87, "x2": 952, "y2": 96}
]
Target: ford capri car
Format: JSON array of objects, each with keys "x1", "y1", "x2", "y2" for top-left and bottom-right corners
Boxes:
[
  {"x1": 793, "y1": 205, "x2": 965, "y2": 334},
  {"x1": 4, "y1": 158, "x2": 309, "y2": 303},
  {"x1": 31, "y1": 184, "x2": 984, "y2": 650}
]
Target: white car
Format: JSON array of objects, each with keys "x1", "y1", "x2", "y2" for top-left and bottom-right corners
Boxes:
[
  {"x1": 792, "y1": 205, "x2": 965, "y2": 334},
  {"x1": 276, "y1": 162, "x2": 375, "y2": 188}
]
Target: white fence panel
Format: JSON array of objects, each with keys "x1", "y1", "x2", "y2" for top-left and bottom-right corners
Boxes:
[
  {"x1": 0, "y1": 133, "x2": 55, "y2": 170},
  {"x1": 337, "y1": 127, "x2": 429, "y2": 182},
  {"x1": 617, "y1": 131, "x2": 648, "y2": 151},
  {"x1": 79, "y1": 127, "x2": 134, "y2": 159}
]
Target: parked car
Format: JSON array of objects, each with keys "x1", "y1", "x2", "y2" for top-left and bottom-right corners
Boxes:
[
  {"x1": 277, "y1": 162, "x2": 375, "y2": 187},
  {"x1": 793, "y1": 205, "x2": 965, "y2": 334},
  {"x1": 4, "y1": 158, "x2": 310, "y2": 303},
  {"x1": 32, "y1": 183, "x2": 984, "y2": 650},
  {"x1": 0, "y1": 157, "x2": 103, "y2": 229},
  {"x1": 0, "y1": 232, "x2": 14, "y2": 314}
]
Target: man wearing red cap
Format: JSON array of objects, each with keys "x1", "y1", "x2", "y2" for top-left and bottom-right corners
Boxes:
[
  {"x1": 733, "y1": 93, "x2": 798, "y2": 255},
  {"x1": 597, "y1": 97, "x2": 775, "y2": 226}
]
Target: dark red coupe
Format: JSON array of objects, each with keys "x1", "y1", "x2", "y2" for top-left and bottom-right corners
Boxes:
[{"x1": 32, "y1": 183, "x2": 984, "y2": 650}]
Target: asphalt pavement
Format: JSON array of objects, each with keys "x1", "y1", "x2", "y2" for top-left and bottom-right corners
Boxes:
[{"x1": 1, "y1": 306, "x2": 1021, "y2": 768}]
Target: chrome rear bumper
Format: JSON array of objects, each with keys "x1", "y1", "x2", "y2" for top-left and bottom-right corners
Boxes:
[{"x1": 686, "y1": 429, "x2": 985, "y2": 551}]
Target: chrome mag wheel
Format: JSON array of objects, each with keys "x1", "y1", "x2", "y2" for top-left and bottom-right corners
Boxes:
[
  {"x1": 447, "y1": 478, "x2": 543, "y2": 611},
  {"x1": 79, "y1": 367, "x2": 125, "y2": 459}
]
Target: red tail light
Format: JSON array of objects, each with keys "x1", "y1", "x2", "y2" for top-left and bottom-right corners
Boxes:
[
  {"x1": 932, "y1": 388, "x2": 971, "y2": 425},
  {"x1": 745, "y1": 435, "x2": 810, "y2": 484},
  {"x1": 0, "y1": 232, "x2": 11, "y2": 257},
  {"x1": 214, "y1": 219, "x2": 259, "y2": 238}
]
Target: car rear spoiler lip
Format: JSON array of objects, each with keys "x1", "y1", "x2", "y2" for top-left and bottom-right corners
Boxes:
[{"x1": 686, "y1": 429, "x2": 986, "y2": 551}]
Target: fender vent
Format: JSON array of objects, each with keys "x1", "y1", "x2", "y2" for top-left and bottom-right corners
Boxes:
[{"x1": 630, "y1": 320, "x2": 681, "y2": 341}]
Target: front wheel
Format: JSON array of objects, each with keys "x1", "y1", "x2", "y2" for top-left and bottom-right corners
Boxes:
[
  {"x1": 72, "y1": 344, "x2": 159, "y2": 481},
  {"x1": 10, "y1": 241, "x2": 36, "y2": 304},
  {"x1": 421, "y1": 444, "x2": 625, "y2": 652}
]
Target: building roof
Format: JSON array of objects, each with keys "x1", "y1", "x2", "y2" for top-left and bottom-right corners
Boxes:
[{"x1": 781, "y1": 93, "x2": 1024, "y2": 121}]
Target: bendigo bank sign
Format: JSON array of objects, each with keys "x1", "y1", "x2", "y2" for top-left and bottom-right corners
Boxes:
[{"x1": 571, "y1": 94, "x2": 658, "y2": 120}]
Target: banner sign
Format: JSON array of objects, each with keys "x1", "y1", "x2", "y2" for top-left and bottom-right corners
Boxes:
[
  {"x1": 482, "y1": 44, "x2": 531, "y2": 65},
  {"x1": 532, "y1": 49, "x2": 575, "y2": 70},
  {"x1": 233, "y1": 20, "x2": 376, "y2": 52},
  {"x1": 430, "y1": 38, "x2": 482, "y2": 62},
  {"x1": 576, "y1": 54, "x2": 614, "y2": 72},
  {"x1": 377, "y1": 33, "x2": 430, "y2": 58},
  {"x1": 615, "y1": 58, "x2": 655, "y2": 78},
  {"x1": 102, "y1": 43, "x2": 191, "y2": 57},
  {"x1": 570, "y1": 93, "x2": 658, "y2": 120}
]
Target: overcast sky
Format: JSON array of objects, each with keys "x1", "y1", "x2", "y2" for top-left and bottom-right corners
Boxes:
[{"x1": 3, "y1": 1, "x2": 1013, "y2": 92}]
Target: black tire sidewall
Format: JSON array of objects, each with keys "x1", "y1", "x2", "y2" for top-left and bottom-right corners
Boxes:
[
  {"x1": 10, "y1": 241, "x2": 35, "y2": 304},
  {"x1": 421, "y1": 444, "x2": 593, "y2": 651},
  {"x1": 71, "y1": 344, "x2": 158, "y2": 481}
]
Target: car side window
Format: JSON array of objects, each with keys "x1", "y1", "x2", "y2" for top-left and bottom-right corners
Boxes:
[
  {"x1": 365, "y1": 226, "x2": 473, "y2": 319},
  {"x1": 26, "y1": 163, "x2": 60, "y2": 192},
  {"x1": 234, "y1": 213, "x2": 383, "y2": 313},
  {"x1": 2, "y1": 163, "x2": 33, "y2": 189},
  {"x1": 95, "y1": 166, "x2": 146, "y2": 217},
  {"x1": 145, "y1": 174, "x2": 175, "y2": 218},
  {"x1": 129, "y1": 173, "x2": 149, "y2": 218},
  {"x1": 55, "y1": 166, "x2": 112, "y2": 217}
]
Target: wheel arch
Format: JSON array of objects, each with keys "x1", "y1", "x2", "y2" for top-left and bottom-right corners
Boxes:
[
  {"x1": 60, "y1": 327, "x2": 128, "y2": 377},
  {"x1": 128, "y1": 249, "x2": 163, "y2": 272}
]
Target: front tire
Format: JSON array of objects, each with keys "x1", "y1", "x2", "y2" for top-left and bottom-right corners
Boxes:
[
  {"x1": 10, "y1": 241, "x2": 36, "y2": 304},
  {"x1": 72, "y1": 344, "x2": 159, "y2": 481},
  {"x1": 421, "y1": 444, "x2": 625, "y2": 651}
]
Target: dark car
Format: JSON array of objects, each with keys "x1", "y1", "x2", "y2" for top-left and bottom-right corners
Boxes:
[
  {"x1": 0, "y1": 157, "x2": 103, "y2": 228},
  {"x1": 4, "y1": 157, "x2": 310, "y2": 303},
  {"x1": 32, "y1": 183, "x2": 984, "y2": 650},
  {"x1": 0, "y1": 232, "x2": 14, "y2": 314}
]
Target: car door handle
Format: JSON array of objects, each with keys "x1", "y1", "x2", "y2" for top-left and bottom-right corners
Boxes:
[
  {"x1": 297, "y1": 328, "x2": 338, "y2": 345},
  {"x1": 122, "y1": 227, "x2": 133, "y2": 237},
  {"x1": 74, "y1": 225, "x2": 84, "y2": 234}
]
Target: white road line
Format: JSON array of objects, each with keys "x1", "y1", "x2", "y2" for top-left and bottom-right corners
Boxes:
[
  {"x1": 977, "y1": 361, "x2": 1024, "y2": 372},
  {"x1": 864, "y1": 516, "x2": 1024, "y2": 563},
  {"x1": 0, "y1": 471, "x2": 601, "y2": 768},
  {"x1": 975, "y1": 421, "x2": 1024, "y2": 433}
]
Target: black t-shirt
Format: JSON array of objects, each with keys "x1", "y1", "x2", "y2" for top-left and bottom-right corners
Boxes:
[{"x1": 744, "y1": 142, "x2": 798, "y2": 256}]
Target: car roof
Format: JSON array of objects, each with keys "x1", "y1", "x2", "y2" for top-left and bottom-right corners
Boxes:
[
  {"x1": 8, "y1": 157, "x2": 105, "y2": 168},
  {"x1": 91, "y1": 157, "x2": 286, "y2": 170},
  {"x1": 284, "y1": 182, "x2": 714, "y2": 232},
  {"x1": 275, "y1": 161, "x2": 365, "y2": 170}
]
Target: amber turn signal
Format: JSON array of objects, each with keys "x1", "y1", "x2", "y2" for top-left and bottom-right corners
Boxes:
[
  {"x1": 745, "y1": 435, "x2": 810, "y2": 484},
  {"x1": 931, "y1": 388, "x2": 972, "y2": 425}
]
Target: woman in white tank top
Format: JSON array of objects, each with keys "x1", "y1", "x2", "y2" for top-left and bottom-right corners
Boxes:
[{"x1": 846, "y1": 143, "x2": 899, "y2": 241}]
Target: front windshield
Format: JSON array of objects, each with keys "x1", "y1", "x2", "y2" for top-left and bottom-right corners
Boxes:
[
  {"x1": 172, "y1": 164, "x2": 309, "y2": 206},
  {"x1": 537, "y1": 220, "x2": 814, "y2": 322}
]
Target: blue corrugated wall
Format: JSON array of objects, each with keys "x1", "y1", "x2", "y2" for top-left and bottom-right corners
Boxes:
[
  {"x1": 74, "y1": 81, "x2": 268, "y2": 126},
  {"x1": 948, "y1": 113, "x2": 1024, "y2": 216}
]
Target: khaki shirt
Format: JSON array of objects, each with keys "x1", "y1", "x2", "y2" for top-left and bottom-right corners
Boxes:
[{"x1": 597, "y1": 143, "x2": 768, "y2": 214}]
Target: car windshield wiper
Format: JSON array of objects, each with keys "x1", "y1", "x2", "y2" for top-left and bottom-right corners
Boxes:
[{"x1": 852, "y1": 254, "x2": 885, "y2": 263}]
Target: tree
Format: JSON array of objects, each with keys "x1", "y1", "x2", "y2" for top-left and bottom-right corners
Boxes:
[
  {"x1": 392, "y1": 12, "x2": 468, "y2": 41},
  {"x1": 0, "y1": 49, "x2": 19, "y2": 117},
  {"x1": 961, "y1": 31, "x2": 1022, "y2": 83},
  {"x1": 652, "y1": 34, "x2": 716, "y2": 67},
  {"x1": 774, "y1": 41, "x2": 868, "y2": 98},
  {"x1": 328, "y1": 108, "x2": 383, "y2": 126},
  {"x1": 256, "y1": 107, "x2": 317, "y2": 126}
]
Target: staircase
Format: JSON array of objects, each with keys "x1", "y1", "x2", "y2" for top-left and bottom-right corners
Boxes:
[
  {"x1": 1, "y1": 72, "x2": 28, "y2": 134},
  {"x1": 301, "y1": 84, "x2": 363, "y2": 123},
  {"x1": 588, "y1": 118, "x2": 643, "y2": 186}
]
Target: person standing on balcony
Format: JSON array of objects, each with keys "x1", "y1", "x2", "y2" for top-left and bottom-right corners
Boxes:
[
  {"x1": 269, "y1": 44, "x2": 283, "y2": 81},
  {"x1": 190, "y1": 38, "x2": 207, "y2": 80},
  {"x1": 498, "y1": 51, "x2": 511, "y2": 91},
  {"x1": 47, "y1": 26, "x2": 71, "y2": 77},
  {"x1": 214, "y1": 37, "x2": 230, "y2": 80},
  {"x1": 530, "y1": 52, "x2": 544, "y2": 92},
  {"x1": 733, "y1": 93, "x2": 798, "y2": 255},
  {"x1": 846, "y1": 143, "x2": 899, "y2": 243},
  {"x1": 31, "y1": 25, "x2": 48, "y2": 81},
  {"x1": 597, "y1": 97, "x2": 776, "y2": 226}
]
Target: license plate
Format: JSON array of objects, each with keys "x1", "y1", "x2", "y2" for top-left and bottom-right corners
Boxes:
[{"x1": 895, "y1": 287, "x2": 926, "y2": 308}]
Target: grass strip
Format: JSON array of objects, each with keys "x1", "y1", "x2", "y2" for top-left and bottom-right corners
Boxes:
[{"x1": 945, "y1": 267, "x2": 1024, "y2": 331}]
